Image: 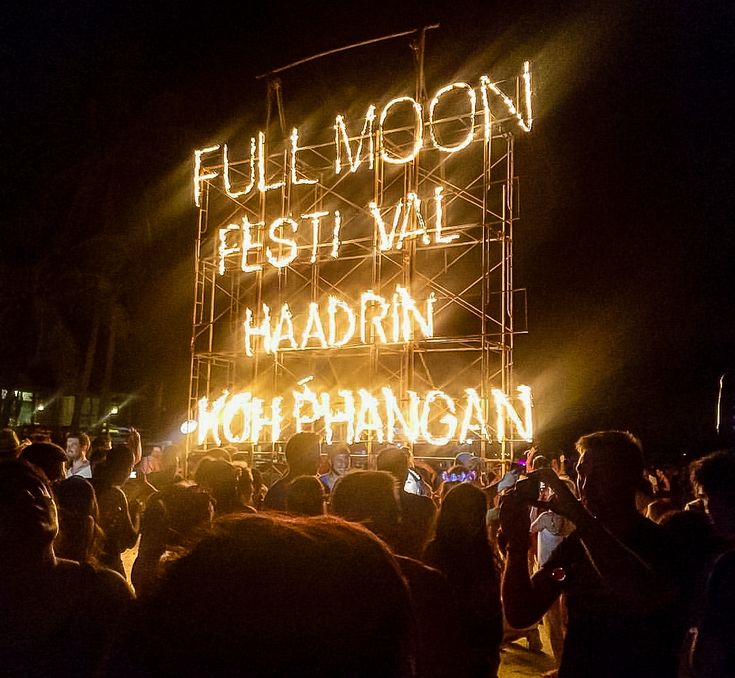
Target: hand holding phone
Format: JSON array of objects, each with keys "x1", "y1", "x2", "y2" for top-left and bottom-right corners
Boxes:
[{"x1": 530, "y1": 468, "x2": 585, "y2": 523}]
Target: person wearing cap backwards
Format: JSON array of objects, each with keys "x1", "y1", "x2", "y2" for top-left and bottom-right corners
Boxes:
[{"x1": 500, "y1": 431, "x2": 685, "y2": 678}]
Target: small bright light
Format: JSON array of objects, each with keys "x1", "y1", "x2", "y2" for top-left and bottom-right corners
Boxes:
[
  {"x1": 180, "y1": 419, "x2": 198, "y2": 435},
  {"x1": 37, "y1": 403, "x2": 45, "y2": 412},
  {"x1": 110, "y1": 405, "x2": 119, "y2": 415}
]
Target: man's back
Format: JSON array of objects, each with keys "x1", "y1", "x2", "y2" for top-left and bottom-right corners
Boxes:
[
  {"x1": 262, "y1": 476, "x2": 290, "y2": 511},
  {"x1": 0, "y1": 559, "x2": 132, "y2": 676},
  {"x1": 544, "y1": 515, "x2": 680, "y2": 678},
  {"x1": 396, "y1": 489, "x2": 436, "y2": 558},
  {"x1": 501, "y1": 431, "x2": 690, "y2": 678}
]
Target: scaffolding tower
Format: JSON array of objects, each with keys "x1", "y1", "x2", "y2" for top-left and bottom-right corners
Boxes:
[{"x1": 187, "y1": 33, "x2": 531, "y2": 468}]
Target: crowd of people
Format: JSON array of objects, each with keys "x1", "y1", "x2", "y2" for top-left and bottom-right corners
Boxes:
[{"x1": 0, "y1": 425, "x2": 733, "y2": 677}]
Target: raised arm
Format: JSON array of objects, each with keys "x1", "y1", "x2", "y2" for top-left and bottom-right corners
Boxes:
[
  {"x1": 534, "y1": 468, "x2": 673, "y2": 611},
  {"x1": 500, "y1": 491, "x2": 563, "y2": 629}
]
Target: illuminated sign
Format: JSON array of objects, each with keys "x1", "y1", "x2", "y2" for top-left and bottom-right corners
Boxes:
[
  {"x1": 242, "y1": 287, "x2": 435, "y2": 356},
  {"x1": 194, "y1": 65, "x2": 533, "y2": 207},
  {"x1": 198, "y1": 383, "x2": 533, "y2": 446},
  {"x1": 191, "y1": 59, "x2": 535, "y2": 446}
]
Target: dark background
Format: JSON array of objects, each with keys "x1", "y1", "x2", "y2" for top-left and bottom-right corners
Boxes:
[{"x1": 1, "y1": 1, "x2": 732, "y2": 461}]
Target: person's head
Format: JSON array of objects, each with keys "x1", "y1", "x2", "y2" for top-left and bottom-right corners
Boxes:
[
  {"x1": 0, "y1": 428, "x2": 21, "y2": 461},
  {"x1": 330, "y1": 470, "x2": 401, "y2": 545},
  {"x1": 101, "y1": 444, "x2": 135, "y2": 486},
  {"x1": 20, "y1": 442, "x2": 67, "y2": 484},
  {"x1": 30, "y1": 430, "x2": 51, "y2": 443},
  {"x1": 65, "y1": 432, "x2": 91, "y2": 465},
  {"x1": 222, "y1": 445, "x2": 239, "y2": 461},
  {"x1": 575, "y1": 430, "x2": 645, "y2": 518},
  {"x1": 160, "y1": 444, "x2": 181, "y2": 472},
  {"x1": 327, "y1": 444, "x2": 351, "y2": 476},
  {"x1": 284, "y1": 432, "x2": 321, "y2": 476},
  {"x1": 645, "y1": 498, "x2": 675, "y2": 524},
  {"x1": 157, "y1": 484, "x2": 215, "y2": 547},
  {"x1": 233, "y1": 462, "x2": 254, "y2": 506},
  {"x1": 250, "y1": 467, "x2": 265, "y2": 503},
  {"x1": 114, "y1": 514, "x2": 414, "y2": 676},
  {"x1": 54, "y1": 476, "x2": 101, "y2": 562},
  {"x1": 0, "y1": 460, "x2": 58, "y2": 562},
  {"x1": 89, "y1": 433, "x2": 110, "y2": 473},
  {"x1": 286, "y1": 476, "x2": 326, "y2": 516},
  {"x1": 55, "y1": 476, "x2": 99, "y2": 521},
  {"x1": 195, "y1": 458, "x2": 239, "y2": 515},
  {"x1": 203, "y1": 447, "x2": 231, "y2": 462},
  {"x1": 435, "y1": 482, "x2": 488, "y2": 543},
  {"x1": 91, "y1": 434, "x2": 112, "y2": 455},
  {"x1": 530, "y1": 454, "x2": 550, "y2": 471},
  {"x1": 376, "y1": 446, "x2": 410, "y2": 485},
  {"x1": 691, "y1": 450, "x2": 735, "y2": 539},
  {"x1": 88, "y1": 448, "x2": 108, "y2": 474},
  {"x1": 413, "y1": 460, "x2": 437, "y2": 490}
]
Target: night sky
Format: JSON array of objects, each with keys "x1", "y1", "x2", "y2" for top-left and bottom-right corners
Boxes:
[{"x1": 1, "y1": 1, "x2": 732, "y2": 461}]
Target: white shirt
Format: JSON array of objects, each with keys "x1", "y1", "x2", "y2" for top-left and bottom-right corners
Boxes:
[{"x1": 66, "y1": 459, "x2": 92, "y2": 479}]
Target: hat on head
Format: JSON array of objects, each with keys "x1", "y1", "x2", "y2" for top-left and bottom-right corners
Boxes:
[
  {"x1": 455, "y1": 451, "x2": 480, "y2": 469},
  {"x1": 497, "y1": 470, "x2": 520, "y2": 492}
]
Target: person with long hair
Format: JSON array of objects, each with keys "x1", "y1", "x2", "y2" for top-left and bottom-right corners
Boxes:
[
  {"x1": 423, "y1": 483, "x2": 503, "y2": 677},
  {"x1": 54, "y1": 476, "x2": 105, "y2": 564},
  {"x1": 109, "y1": 514, "x2": 415, "y2": 677}
]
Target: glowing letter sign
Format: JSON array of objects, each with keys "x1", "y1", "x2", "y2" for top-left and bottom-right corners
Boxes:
[
  {"x1": 191, "y1": 61, "x2": 536, "y2": 446},
  {"x1": 197, "y1": 385, "x2": 533, "y2": 446}
]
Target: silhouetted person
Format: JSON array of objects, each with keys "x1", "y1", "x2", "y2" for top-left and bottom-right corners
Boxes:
[
  {"x1": 262, "y1": 432, "x2": 321, "y2": 511},
  {"x1": 286, "y1": 475, "x2": 326, "y2": 516},
  {"x1": 131, "y1": 482, "x2": 214, "y2": 597},
  {"x1": 20, "y1": 441, "x2": 67, "y2": 484},
  {"x1": 92, "y1": 444, "x2": 138, "y2": 576},
  {"x1": 194, "y1": 457, "x2": 243, "y2": 516},
  {"x1": 424, "y1": 483, "x2": 503, "y2": 677},
  {"x1": 377, "y1": 446, "x2": 436, "y2": 558},
  {"x1": 90, "y1": 433, "x2": 112, "y2": 457},
  {"x1": 146, "y1": 443, "x2": 183, "y2": 491},
  {"x1": 501, "y1": 430, "x2": 684, "y2": 678},
  {"x1": 528, "y1": 475, "x2": 577, "y2": 666},
  {"x1": 250, "y1": 466, "x2": 266, "y2": 509},
  {"x1": 109, "y1": 514, "x2": 415, "y2": 676},
  {"x1": 331, "y1": 470, "x2": 466, "y2": 678},
  {"x1": 681, "y1": 450, "x2": 735, "y2": 677},
  {"x1": 232, "y1": 460, "x2": 258, "y2": 511},
  {"x1": 54, "y1": 475, "x2": 105, "y2": 564},
  {"x1": 330, "y1": 470, "x2": 401, "y2": 546},
  {"x1": 0, "y1": 460, "x2": 132, "y2": 676},
  {"x1": 123, "y1": 461, "x2": 158, "y2": 516}
]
